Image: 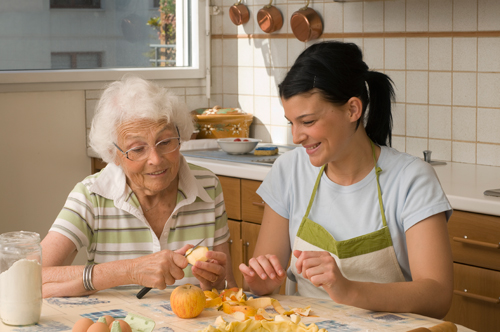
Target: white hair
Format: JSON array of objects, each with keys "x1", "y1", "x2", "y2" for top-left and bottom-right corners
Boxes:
[{"x1": 89, "y1": 75, "x2": 194, "y2": 163}]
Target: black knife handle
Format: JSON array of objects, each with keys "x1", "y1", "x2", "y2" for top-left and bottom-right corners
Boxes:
[{"x1": 136, "y1": 287, "x2": 152, "y2": 299}]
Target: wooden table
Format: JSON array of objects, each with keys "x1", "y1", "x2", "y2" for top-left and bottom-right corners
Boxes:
[{"x1": 0, "y1": 286, "x2": 475, "y2": 332}]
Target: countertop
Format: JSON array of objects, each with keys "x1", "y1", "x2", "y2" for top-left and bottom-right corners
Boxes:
[
  {"x1": 4, "y1": 286, "x2": 474, "y2": 332},
  {"x1": 183, "y1": 153, "x2": 500, "y2": 218}
]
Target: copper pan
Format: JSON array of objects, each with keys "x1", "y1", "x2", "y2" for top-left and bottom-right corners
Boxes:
[
  {"x1": 290, "y1": 0, "x2": 323, "y2": 42},
  {"x1": 257, "y1": 0, "x2": 283, "y2": 34},
  {"x1": 229, "y1": 0, "x2": 250, "y2": 26}
]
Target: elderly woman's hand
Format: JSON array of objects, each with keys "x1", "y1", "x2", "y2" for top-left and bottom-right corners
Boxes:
[
  {"x1": 191, "y1": 250, "x2": 227, "y2": 291},
  {"x1": 128, "y1": 245, "x2": 191, "y2": 289}
]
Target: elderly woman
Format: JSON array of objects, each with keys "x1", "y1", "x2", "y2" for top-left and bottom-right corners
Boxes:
[{"x1": 41, "y1": 76, "x2": 235, "y2": 298}]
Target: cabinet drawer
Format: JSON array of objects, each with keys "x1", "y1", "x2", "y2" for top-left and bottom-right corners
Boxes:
[
  {"x1": 241, "y1": 179, "x2": 264, "y2": 224},
  {"x1": 445, "y1": 263, "x2": 500, "y2": 332},
  {"x1": 219, "y1": 176, "x2": 241, "y2": 220},
  {"x1": 448, "y1": 210, "x2": 500, "y2": 271}
]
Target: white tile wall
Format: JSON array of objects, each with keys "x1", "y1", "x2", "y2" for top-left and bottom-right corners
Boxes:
[
  {"x1": 406, "y1": 71, "x2": 428, "y2": 104},
  {"x1": 406, "y1": 104, "x2": 428, "y2": 137},
  {"x1": 429, "y1": 38, "x2": 452, "y2": 71},
  {"x1": 429, "y1": 106, "x2": 451, "y2": 140},
  {"x1": 453, "y1": 72, "x2": 476, "y2": 107},
  {"x1": 452, "y1": 141, "x2": 476, "y2": 163},
  {"x1": 429, "y1": 72, "x2": 452, "y2": 106},
  {"x1": 406, "y1": 0, "x2": 428, "y2": 32},
  {"x1": 452, "y1": 107, "x2": 477, "y2": 142},
  {"x1": 429, "y1": 0, "x2": 452, "y2": 32},
  {"x1": 406, "y1": 38, "x2": 428, "y2": 70},
  {"x1": 453, "y1": 0, "x2": 477, "y2": 31},
  {"x1": 364, "y1": 2, "x2": 384, "y2": 32},
  {"x1": 453, "y1": 38, "x2": 477, "y2": 72},
  {"x1": 344, "y1": 2, "x2": 363, "y2": 33}
]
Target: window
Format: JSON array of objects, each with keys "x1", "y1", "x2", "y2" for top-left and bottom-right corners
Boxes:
[
  {"x1": 50, "y1": 0, "x2": 101, "y2": 9},
  {"x1": 0, "y1": 0, "x2": 206, "y2": 85}
]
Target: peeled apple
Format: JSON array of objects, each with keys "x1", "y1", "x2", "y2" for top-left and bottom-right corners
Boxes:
[{"x1": 186, "y1": 246, "x2": 208, "y2": 265}]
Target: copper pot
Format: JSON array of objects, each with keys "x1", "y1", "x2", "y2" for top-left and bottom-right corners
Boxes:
[
  {"x1": 290, "y1": 1, "x2": 323, "y2": 42},
  {"x1": 257, "y1": 1, "x2": 283, "y2": 34},
  {"x1": 229, "y1": 0, "x2": 249, "y2": 26}
]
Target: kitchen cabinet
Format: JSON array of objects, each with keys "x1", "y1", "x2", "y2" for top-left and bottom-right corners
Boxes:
[
  {"x1": 444, "y1": 210, "x2": 500, "y2": 332},
  {"x1": 219, "y1": 175, "x2": 288, "y2": 295}
]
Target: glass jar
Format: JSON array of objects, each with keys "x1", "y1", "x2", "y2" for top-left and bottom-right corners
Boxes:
[{"x1": 0, "y1": 231, "x2": 42, "y2": 326}]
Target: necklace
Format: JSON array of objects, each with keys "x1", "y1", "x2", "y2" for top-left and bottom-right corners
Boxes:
[{"x1": 144, "y1": 199, "x2": 160, "y2": 213}]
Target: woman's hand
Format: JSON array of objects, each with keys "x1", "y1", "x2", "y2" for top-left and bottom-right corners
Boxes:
[
  {"x1": 191, "y1": 250, "x2": 227, "y2": 291},
  {"x1": 293, "y1": 250, "x2": 350, "y2": 302},
  {"x1": 239, "y1": 254, "x2": 287, "y2": 295},
  {"x1": 127, "y1": 245, "x2": 190, "y2": 289}
]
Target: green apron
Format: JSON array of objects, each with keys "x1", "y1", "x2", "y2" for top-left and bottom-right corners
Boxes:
[{"x1": 288, "y1": 142, "x2": 406, "y2": 299}]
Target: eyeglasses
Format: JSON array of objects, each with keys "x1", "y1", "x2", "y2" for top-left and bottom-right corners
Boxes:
[{"x1": 113, "y1": 128, "x2": 181, "y2": 162}]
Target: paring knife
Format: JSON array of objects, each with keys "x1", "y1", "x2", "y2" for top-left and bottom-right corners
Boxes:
[{"x1": 136, "y1": 238, "x2": 207, "y2": 299}]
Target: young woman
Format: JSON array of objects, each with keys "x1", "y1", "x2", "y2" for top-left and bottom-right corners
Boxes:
[{"x1": 239, "y1": 41, "x2": 453, "y2": 319}]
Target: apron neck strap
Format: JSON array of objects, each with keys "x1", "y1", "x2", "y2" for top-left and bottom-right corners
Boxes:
[
  {"x1": 304, "y1": 164, "x2": 326, "y2": 218},
  {"x1": 304, "y1": 141, "x2": 388, "y2": 228},
  {"x1": 371, "y1": 140, "x2": 388, "y2": 227}
]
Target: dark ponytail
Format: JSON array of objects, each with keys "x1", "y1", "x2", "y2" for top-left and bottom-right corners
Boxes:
[
  {"x1": 279, "y1": 41, "x2": 395, "y2": 146},
  {"x1": 364, "y1": 71, "x2": 394, "y2": 147}
]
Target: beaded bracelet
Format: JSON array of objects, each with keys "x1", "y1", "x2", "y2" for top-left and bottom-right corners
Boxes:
[{"x1": 83, "y1": 264, "x2": 96, "y2": 291}]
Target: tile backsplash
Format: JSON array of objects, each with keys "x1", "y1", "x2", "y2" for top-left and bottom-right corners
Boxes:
[{"x1": 85, "y1": 0, "x2": 500, "y2": 166}]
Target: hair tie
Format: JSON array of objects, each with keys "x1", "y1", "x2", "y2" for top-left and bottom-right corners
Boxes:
[{"x1": 365, "y1": 80, "x2": 370, "y2": 102}]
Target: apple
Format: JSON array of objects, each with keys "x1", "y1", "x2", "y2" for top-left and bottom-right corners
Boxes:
[
  {"x1": 170, "y1": 284, "x2": 206, "y2": 319},
  {"x1": 185, "y1": 246, "x2": 208, "y2": 265}
]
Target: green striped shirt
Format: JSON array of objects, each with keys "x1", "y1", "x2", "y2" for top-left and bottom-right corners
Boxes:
[{"x1": 49, "y1": 156, "x2": 229, "y2": 285}]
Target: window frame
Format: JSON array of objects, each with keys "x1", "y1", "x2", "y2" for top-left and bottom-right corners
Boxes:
[{"x1": 0, "y1": 0, "x2": 206, "y2": 88}]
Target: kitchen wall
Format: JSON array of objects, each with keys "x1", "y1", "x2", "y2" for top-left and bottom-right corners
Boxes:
[
  {"x1": 0, "y1": 91, "x2": 89, "y2": 237},
  {"x1": 206, "y1": 0, "x2": 500, "y2": 166}
]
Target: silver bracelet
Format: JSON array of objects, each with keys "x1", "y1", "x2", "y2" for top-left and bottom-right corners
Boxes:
[{"x1": 83, "y1": 264, "x2": 96, "y2": 291}]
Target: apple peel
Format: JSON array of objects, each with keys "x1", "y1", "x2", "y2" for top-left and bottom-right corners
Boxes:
[
  {"x1": 221, "y1": 302, "x2": 257, "y2": 319},
  {"x1": 205, "y1": 297, "x2": 222, "y2": 308}
]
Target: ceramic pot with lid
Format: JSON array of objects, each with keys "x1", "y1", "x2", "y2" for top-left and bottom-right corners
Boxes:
[
  {"x1": 257, "y1": 1, "x2": 283, "y2": 33},
  {"x1": 229, "y1": 0, "x2": 250, "y2": 26},
  {"x1": 290, "y1": 0, "x2": 323, "y2": 42}
]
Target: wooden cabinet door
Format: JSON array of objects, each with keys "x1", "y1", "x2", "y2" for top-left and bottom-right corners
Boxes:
[
  {"x1": 227, "y1": 219, "x2": 243, "y2": 288},
  {"x1": 240, "y1": 221, "x2": 288, "y2": 295},
  {"x1": 444, "y1": 263, "x2": 500, "y2": 332},
  {"x1": 241, "y1": 179, "x2": 264, "y2": 224},
  {"x1": 241, "y1": 221, "x2": 261, "y2": 291},
  {"x1": 219, "y1": 176, "x2": 241, "y2": 220},
  {"x1": 241, "y1": 221, "x2": 261, "y2": 265}
]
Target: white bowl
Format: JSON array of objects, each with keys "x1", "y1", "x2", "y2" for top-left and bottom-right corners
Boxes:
[{"x1": 217, "y1": 138, "x2": 261, "y2": 155}]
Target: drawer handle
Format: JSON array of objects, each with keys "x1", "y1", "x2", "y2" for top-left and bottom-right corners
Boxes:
[
  {"x1": 452, "y1": 236, "x2": 500, "y2": 249},
  {"x1": 454, "y1": 290, "x2": 500, "y2": 304},
  {"x1": 252, "y1": 202, "x2": 265, "y2": 207}
]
